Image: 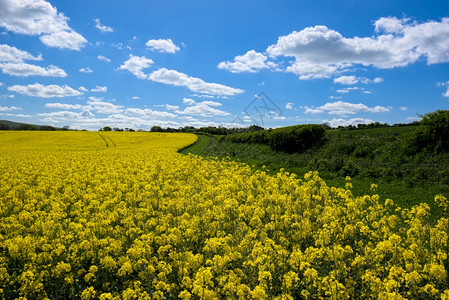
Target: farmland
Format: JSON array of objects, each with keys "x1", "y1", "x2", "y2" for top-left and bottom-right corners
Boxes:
[
  {"x1": 183, "y1": 123, "x2": 449, "y2": 221},
  {"x1": 0, "y1": 131, "x2": 448, "y2": 299}
]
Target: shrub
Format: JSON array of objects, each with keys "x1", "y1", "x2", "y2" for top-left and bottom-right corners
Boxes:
[
  {"x1": 267, "y1": 124, "x2": 325, "y2": 153},
  {"x1": 405, "y1": 110, "x2": 449, "y2": 154}
]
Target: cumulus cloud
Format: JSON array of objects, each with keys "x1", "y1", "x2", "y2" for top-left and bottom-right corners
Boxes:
[
  {"x1": 111, "y1": 42, "x2": 131, "y2": 50},
  {"x1": 165, "y1": 104, "x2": 179, "y2": 110},
  {"x1": 125, "y1": 108, "x2": 176, "y2": 118},
  {"x1": 336, "y1": 87, "x2": 362, "y2": 94},
  {"x1": 438, "y1": 81, "x2": 449, "y2": 97},
  {"x1": 175, "y1": 99, "x2": 230, "y2": 117},
  {"x1": 333, "y1": 75, "x2": 358, "y2": 85},
  {"x1": 257, "y1": 17, "x2": 449, "y2": 79},
  {"x1": 0, "y1": 62, "x2": 66, "y2": 77},
  {"x1": 97, "y1": 55, "x2": 111, "y2": 62},
  {"x1": 149, "y1": 68, "x2": 244, "y2": 96},
  {"x1": 118, "y1": 55, "x2": 154, "y2": 79},
  {"x1": 218, "y1": 50, "x2": 276, "y2": 73},
  {"x1": 0, "y1": 105, "x2": 21, "y2": 111},
  {"x1": 183, "y1": 98, "x2": 196, "y2": 105},
  {"x1": 145, "y1": 39, "x2": 180, "y2": 54},
  {"x1": 0, "y1": 44, "x2": 42, "y2": 62},
  {"x1": 303, "y1": 101, "x2": 390, "y2": 116},
  {"x1": 322, "y1": 117, "x2": 375, "y2": 128},
  {"x1": 333, "y1": 75, "x2": 384, "y2": 85},
  {"x1": 285, "y1": 102, "x2": 294, "y2": 110},
  {"x1": 87, "y1": 98, "x2": 123, "y2": 114},
  {"x1": 8, "y1": 83, "x2": 82, "y2": 98},
  {"x1": 0, "y1": 0, "x2": 87, "y2": 50},
  {"x1": 0, "y1": 44, "x2": 66, "y2": 77},
  {"x1": 79, "y1": 67, "x2": 93, "y2": 73},
  {"x1": 91, "y1": 85, "x2": 107, "y2": 92},
  {"x1": 45, "y1": 102, "x2": 82, "y2": 109},
  {"x1": 94, "y1": 18, "x2": 113, "y2": 33}
]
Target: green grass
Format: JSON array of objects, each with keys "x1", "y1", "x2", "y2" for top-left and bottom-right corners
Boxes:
[
  {"x1": 180, "y1": 134, "x2": 212, "y2": 155},
  {"x1": 182, "y1": 130, "x2": 449, "y2": 222}
]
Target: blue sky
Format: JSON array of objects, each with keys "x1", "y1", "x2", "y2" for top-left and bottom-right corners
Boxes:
[{"x1": 0, "y1": 0, "x2": 449, "y2": 130}]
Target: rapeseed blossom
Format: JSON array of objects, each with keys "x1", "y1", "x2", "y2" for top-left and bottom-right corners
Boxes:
[{"x1": 0, "y1": 131, "x2": 448, "y2": 298}]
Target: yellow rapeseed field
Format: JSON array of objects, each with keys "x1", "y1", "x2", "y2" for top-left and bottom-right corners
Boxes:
[{"x1": 0, "y1": 131, "x2": 448, "y2": 299}]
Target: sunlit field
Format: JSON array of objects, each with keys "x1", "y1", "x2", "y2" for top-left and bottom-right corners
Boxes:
[{"x1": 0, "y1": 131, "x2": 448, "y2": 299}]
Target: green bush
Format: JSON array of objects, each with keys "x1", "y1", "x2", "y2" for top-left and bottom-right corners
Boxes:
[
  {"x1": 223, "y1": 124, "x2": 325, "y2": 153},
  {"x1": 405, "y1": 110, "x2": 449, "y2": 154},
  {"x1": 267, "y1": 124, "x2": 325, "y2": 153}
]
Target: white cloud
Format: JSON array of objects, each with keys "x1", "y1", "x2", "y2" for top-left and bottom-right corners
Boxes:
[
  {"x1": 165, "y1": 104, "x2": 179, "y2": 110},
  {"x1": 0, "y1": 44, "x2": 66, "y2": 77},
  {"x1": 87, "y1": 98, "x2": 123, "y2": 114},
  {"x1": 125, "y1": 108, "x2": 176, "y2": 118},
  {"x1": 79, "y1": 67, "x2": 93, "y2": 73},
  {"x1": 438, "y1": 81, "x2": 449, "y2": 97},
  {"x1": 399, "y1": 106, "x2": 408, "y2": 111},
  {"x1": 39, "y1": 30, "x2": 87, "y2": 50},
  {"x1": 373, "y1": 77, "x2": 384, "y2": 83},
  {"x1": 0, "y1": 112, "x2": 31, "y2": 118},
  {"x1": 149, "y1": 68, "x2": 244, "y2": 96},
  {"x1": 45, "y1": 102, "x2": 82, "y2": 109},
  {"x1": 176, "y1": 100, "x2": 230, "y2": 117},
  {"x1": 132, "y1": 96, "x2": 140, "y2": 100},
  {"x1": 0, "y1": 0, "x2": 87, "y2": 50},
  {"x1": 183, "y1": 98, "x2": 196, "y2": 105},
  {"x1": 336, "y1": 87, "x2": 362, "y2": 94},
  {"x1": 118, "y1": 55, "x2": 153, "y2": 79},
  {"x1": 0, "y1": 44, "x2": 42, "y2": 62},
  {"x1": 91, "y1": 85, "x2": 107, "y2": 92},
  {"x1": 285, "y1": 102, "x2": 294, "y2": 110},
  {"x1": 38, "y1": 110, "x2": 82, "y2": 119},
  {"x1": 111, "y1": 42, "x2": 131, "y2": 50},
  {"x1": 444, "y1": 87, "x2": 449, "y2": 98},
  {"x1": 88, "y1": 96, "x2": 103, "y2": 102},
  {"x1": 0, "y1": 105, "x2": 21, "y2": 111},
  {"x1": 0, "y1": 62, "x2": 66, "y2": 77},
  {"x1": 303, "y1": 101, "x2": 390, "y2": 116},
  {"x1": 94, "y1": 18, "x2": 113, "y2": 33},
  {"x1": 97, "y1": 55, "x2": 111, "y2": 62},
  {"x1": 333, "y1": 75, "x2": 358, "y2": 85},
  {"x1": 218, "y1": 50, "x2": 276, "y2": 73},
  {"x1": 145, "y1": 39, "x2": 180, "y2": 54},
  {"x1": 323, "y1": 117, "x2": 375, "y2": 128},
  {"x1": 375, "y1": 16, "x2": 408, "y2": 34},
  {"x1": 264, "y1": 17, "x2": 449, "y2": 79},
  {"x1": 0, "y1": 82, "x2": 3, "y2": 86},
  {"x1": 7, "y1": 83, "x2": 83, "y2": 98},
  {"x1": 78, "y1": 86, "x2": 88, "y2": 92}
]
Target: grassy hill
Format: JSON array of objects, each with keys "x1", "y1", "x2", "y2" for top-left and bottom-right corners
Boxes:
[
  {"x1": 182, "y1": 121, "x2": 449, "y2": 222},
  {"x1": 0, "y1": 120, "x2": 63, "y2": 130}
]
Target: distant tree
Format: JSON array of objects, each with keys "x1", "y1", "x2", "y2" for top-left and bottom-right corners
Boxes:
[
  {"x1": 405, "y1": 110, "x2": 449, "y2": 154},
  {"x1": 248, "y1": 125, "x2": 264, "y2": 132},
  {"x1": 16, "y1": 124, "x2": 35, "y2": 130},
  {"x1": 150, "y1": 126, "x2": 163, "y2": 132},
  {"x1": 63, "y1": 126, "x2": 70, "y2": 131},
  {"x1": 321, "y1": 123, "x2": 332, "y2": 130},
  {"x1": 102, "y1": 126, "x2": 112, "y2": 131},
  {"x1": 40, "y1": 125, "x2": 56, "y2": 131},
  {"x1": 0, "y1": 124, "x2": 10, "y2": 130}
]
